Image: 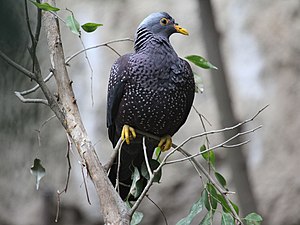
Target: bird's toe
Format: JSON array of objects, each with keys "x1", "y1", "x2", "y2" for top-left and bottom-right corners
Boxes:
[
  {"x1": 121, "y1": 124, "x2": 137, "y2": 144},
  {"x1": 158, "y1": 135, "x2": 172, "y2": 152}
]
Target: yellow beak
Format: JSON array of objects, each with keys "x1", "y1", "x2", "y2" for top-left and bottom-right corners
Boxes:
[{"x1": 174, "y1": 24, "x2": 189, "y2": 35}]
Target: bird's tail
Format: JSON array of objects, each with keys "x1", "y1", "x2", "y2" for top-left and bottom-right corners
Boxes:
[{"x1": 108, "y1": 137, "x2": 157, "y2": 200}]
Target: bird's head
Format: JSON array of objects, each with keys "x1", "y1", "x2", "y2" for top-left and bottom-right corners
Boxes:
[{"x1": 136, "y1": 12, "x2": 189, "y2": 39}]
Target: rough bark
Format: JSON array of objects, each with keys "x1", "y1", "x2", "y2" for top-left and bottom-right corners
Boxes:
[{"x1": 41, "y1": 0, "x2": 130, "y2": 224}]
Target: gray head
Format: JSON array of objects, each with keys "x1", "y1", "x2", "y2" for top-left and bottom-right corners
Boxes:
[{"x1": 136, "y1": 12, "x2": 188, "y2": 39}]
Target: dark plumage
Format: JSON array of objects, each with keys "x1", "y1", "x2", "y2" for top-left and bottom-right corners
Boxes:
[{"x1": 107, "y1": 12, "x2": 195, "y2": 200}]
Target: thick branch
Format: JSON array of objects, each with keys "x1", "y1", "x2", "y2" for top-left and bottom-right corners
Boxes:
[{"x1": 41, "y1": 1, "x2": 130, "y2": 224}]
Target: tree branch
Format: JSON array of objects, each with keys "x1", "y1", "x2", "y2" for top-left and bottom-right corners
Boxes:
[
  {"x1": 14, "y1": 91, "x2": 49, "y2": 105},
  {"x1": 0, "y1": 50, "x2": 36, "y2": 80},
  {"x1": 41, "y1": 1, "x2": 130, "y2": 223},
  {"x1": 66, "y1": 38, "x2": 134, "y2": 61},
  {"x1": 129, "y1": 106, "x2": 266, "y2": 219}
]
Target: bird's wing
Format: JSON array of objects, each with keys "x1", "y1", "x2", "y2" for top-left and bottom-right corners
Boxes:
[
  {"x1": 107, "y1": 54, "x2": 131, "y2": 145},
  {"x1": 180, "y1": 59, "x2": 195, "y2": 128}
]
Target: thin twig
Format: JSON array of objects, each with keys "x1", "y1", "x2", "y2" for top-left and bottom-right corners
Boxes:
[
  {"x1": 146, "y1": 196, "x2": 169, "y2": 225},
  {"x1": 14, "y1": 38, "x2": 133, "y2": 100},
  {"x1": 104, "y1": 138, "x2": 124, "y2": 171},
  {"x1": 130, "y1": 106, "x2": 267, "y2": 219},
  {"x1": 64, "y1": 134, "x2": 73, "y2": 193},
  {"x1": 135, "y1": 130, "x2": 203, "y2": 179},
  {"x1": 105, "y1": 44, "x2": 122, "y2": 57},
  {"x1": 193, "y1": 105, "x2": 212, "y2": 127},
  {"x1": 223, "y1": 140, "x2": 250, "y2": 148},
  {"x1": 143, "y1": 137, "x2": 153, "y2": 177},
  {"x1": 24, "y1": 0, "x2": 34, "y2": 43},
  {"x1": 18, "y1": 72, "x2": 54, "y2": 96},
  {"x1": 80, "y1": 162, "x2": 91, "y2": 205},
  {"x1": 14, "y1": 91, "x2": 48, "y2": 105},
  {"x1": 79, "y1": 37, "x2": 95, "y2": 106},
  {"x1": 165, "y1": 126, "x2": 261, "y2": 165},
  {"x1": 35, "y1": 115, "x2": 56, "y2": 147},
  {"x1": 55, "y1": 135, "x2": 72, "y2": 222},
  {"x1": 34, "y1": 0, "x2": 42, "y2": 44},
  {"x1": 116, "y1": 141, "x2": 123, "y2": 194},
  {"x1": 174, "y1": 147, "x2": 242, "y2": 223},
  {"x1": 66, "y1": 38, "x2": 134, "y2": 61},
  {"x1": 0, "y1": 50, "x2": 36, "y2": 80},
  {"x1": 157, "y1": 105, "x2": 268, "y2": 165}
]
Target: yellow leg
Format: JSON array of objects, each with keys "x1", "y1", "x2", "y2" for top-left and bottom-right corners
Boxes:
[
  {"x1": 121, "y1": 124, "x2": 137, "y2": 144},
  {"x1": 158, "y1": 135, "x2": 172, "y2": 152}
]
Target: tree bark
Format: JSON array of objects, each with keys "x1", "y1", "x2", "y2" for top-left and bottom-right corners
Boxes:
[
  {"x1": 41, "y1": 0, "x2": 130, "y2": 224},
  {"x1": 197, "y1": 0, "x2": 258, "y2": 215}
]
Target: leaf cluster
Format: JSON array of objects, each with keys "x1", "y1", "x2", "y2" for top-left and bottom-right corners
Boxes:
[{"x1": 31, "y1": 1, "x2": 103, "y2": 36}]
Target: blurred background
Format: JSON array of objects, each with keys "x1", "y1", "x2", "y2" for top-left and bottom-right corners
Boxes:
[{"x1": 1, "y1": 0, "x2": 300, "y2": 224}]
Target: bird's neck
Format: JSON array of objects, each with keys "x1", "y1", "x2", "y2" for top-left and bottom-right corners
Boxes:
[{"x1": 134, "y1": 27, "x2": 172, "y2": 52}]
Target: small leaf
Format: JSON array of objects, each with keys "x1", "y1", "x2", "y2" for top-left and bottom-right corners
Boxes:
[
  {"x1": 141, "y1": 159, "x2": 161, "y2": 183},
  {"x1": 200, "y1": 145, "x2": 215, "y2": 167},
  {"x1": 216, "y1": 194, "x2": 231, "y2": 213},
  {"x1": 129, "y1": 166, "x2": 143, "y2": 198},
  {"x1": 202, "y1": 187, "x2": 217, "y2": 211},
  {"x1": 30, "y1": 1, "x2": 60, "y2": 11},
  {"x1": 185, "y1": 55, "x2": 218, "y2": 70},
  {"x1": 130, "y1": 211, "x2": 144, "y2": 225},
  {"x1": 176, "y1": 196, "x2": 203, "y2": 225},
  {"x1": 193, "y1": 72, "x2": 204, "y2": 93},
  {"x1": 155, "y1": 147, "x2": 161, "y2": 161},
  {"x1": 244, "y1": 212, "x2": 263, "y2": 225},
  {"x1": 221, "y1": 212, "x2": 234, "y2": 225},
  {"x1": 215, "y1": 172, "x2": 227, "y2": 188},
  {"x1": 203, "y1": 189, "x2": 211, "y2": 211},
  {"x1": 199, "y1": 211, "x2": 213, "y2": 225},
  {"x1": 81, "y1": 22, "x2": 103, "y2": 33},
  {"x1": 30, "y1": 158, "x2": 46, "y2": 190},
  {"x1": 66, "y1": 14, "x2": 81, "y2": 36},
  {"x1": 230, "y1": 200, "x2": 239, "y2": 215},
  {"x1": 206, "y1": 183, "x2": 218, "y2": 210}
]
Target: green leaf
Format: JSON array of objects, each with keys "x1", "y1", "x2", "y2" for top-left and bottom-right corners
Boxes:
[
  {"x1": 129, "y1": 166, "x2": 143, "y2": 198},
  {"x1": 203, "y1": 189, "x2": 211, "y2": 211},
  {"x1": 199, "y1": 211, "x2": 213, "y2": 225},
  {"x1": 244, "y1": 213, "x2": 263, "y2": 225},
  {"x1": 185, "y1": 55, "x2": 218, "y2": 70},
  {"x1": 193, "y1": 72, "x2": 204, "y2": 93},
  {"x1": 202, "y1": 186, "x2": 217, "y2": 212},
  {"x1": 216, "y1": 194, "x2": 231, "y2": 213},
  {"x1": 141, "y1": 159, "x2": 161, "y2": 183},
  {"x1": 215, "y1": 172, "x2": 227, "y2": 188},
  {"x1": 81, "y1": 22, "x2": 103, "y2": 33},
  {"x1": 30, "y1": 158, "x2": 46, "y2": 190},
  {"x1": 130, "y1": 211, "x2": 143, "y2": 225},
  {"x1": 206, "y1": 183, "x2": 218, "y2": 210},
  {"x1": 221, "y1": 212, "x2": 234, "y2": 225},
  {"x1": 200, "y1": 145, "x2": 215, "y2": 167},
  {"x1": 66, "y1": 14, "x2": 81, "y2": 36},
  {"x1": 155, "y1": 147, "x2": 161, "y2": 161},
  {"x1": 176, "y1": 196, "x2": 203, "y2": 225},
  {"x1": 30, "y1": 1, "x2": 60, "y2": 11},
  {"x1": 230, "y1": 200, "x2": 239, "y2": 215}
]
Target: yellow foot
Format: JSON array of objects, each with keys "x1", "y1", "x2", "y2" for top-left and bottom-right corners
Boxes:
[
  {"x1": 121, "y1": 125, "x2": 137, "y2": 144},
  {"x1": 158, "y1": 135, "x2": 172, "y2": 152}
]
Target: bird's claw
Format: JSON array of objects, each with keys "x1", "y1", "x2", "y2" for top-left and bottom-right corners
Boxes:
[
  {"x1": 121, "y1": 125, "x2": 137, "y2": 145},
  {"x1": 158, "y1": 135, "x2": 172, "y2": 152}
]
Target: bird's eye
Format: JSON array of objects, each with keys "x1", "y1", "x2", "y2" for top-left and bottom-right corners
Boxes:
[{"x1": 160, "y1": 18, "x2": 169, "y2": 26}]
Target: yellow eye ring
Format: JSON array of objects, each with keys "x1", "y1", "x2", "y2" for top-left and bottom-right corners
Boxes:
[{"x1": 160, "y1": 18, "x2": 169, "y2": 26}]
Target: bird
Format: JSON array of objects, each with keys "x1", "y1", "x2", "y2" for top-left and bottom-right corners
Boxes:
[{"x1": 107, "y1": 12, "x2": 195, "y2": 200}]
